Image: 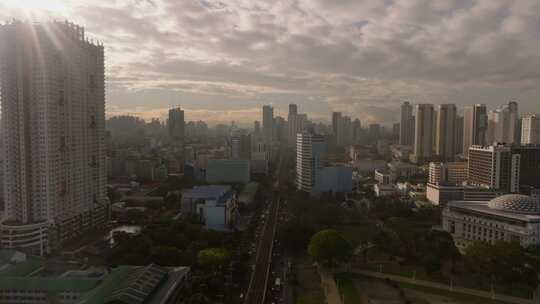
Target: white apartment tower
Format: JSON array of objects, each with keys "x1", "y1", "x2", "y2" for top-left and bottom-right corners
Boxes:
[
  {"x1": 296, "y1": 131, "x2": 325, "y2": 193},
  {"x1": 0, "y1": 21, "x2": 108, "y2": 255},
  {"x1": 521, "y1": 114, "x2": 540, "y2": 145}
]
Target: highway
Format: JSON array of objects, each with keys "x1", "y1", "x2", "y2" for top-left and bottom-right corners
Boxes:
[
  {"x1": 244, "y1": 195, "x2": 280, "y2": 304},
  {"x1": 244, "y1": 154, "x2": 286, "y2": 304}
]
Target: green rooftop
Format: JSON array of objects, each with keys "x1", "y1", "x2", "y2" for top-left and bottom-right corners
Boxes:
[
  {"x1": 77, "y1": 266, "x2": 136, "y2": 304},
  {"x1": 0, "y1": 277, "x2": 99, "y2": 292}
]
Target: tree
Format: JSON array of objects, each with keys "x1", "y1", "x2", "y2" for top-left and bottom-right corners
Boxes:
[
  {"x1": 308, "y1": 229, "x2": 352, "y2": 267},
  {"x1": 187, "y1": 293, "x2": 210, "y2": 304},
  {"x1": 466, "y1": 241, "x2": 538, "y2": 287},
  {"x1": 197, "y1": 248, "x2": 231, "y2": 273}
]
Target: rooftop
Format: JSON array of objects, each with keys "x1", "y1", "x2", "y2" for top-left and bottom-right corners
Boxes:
[{"x1": 448, "y1": 199, "x2": 540, "y2": 223}]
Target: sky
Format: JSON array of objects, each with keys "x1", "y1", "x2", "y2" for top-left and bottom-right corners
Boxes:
[{"x1": 1, "y1": 0, "x2": 539, "y2": 126}]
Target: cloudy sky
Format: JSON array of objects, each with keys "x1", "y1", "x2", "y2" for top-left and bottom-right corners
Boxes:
[{"x1": 1, "y1": 0, "x2": 539, "y2": 126}]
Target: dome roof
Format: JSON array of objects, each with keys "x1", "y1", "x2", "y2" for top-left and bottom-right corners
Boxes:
[{"x1": 488, "y1": 194, "x2": 540, "y2": 214}]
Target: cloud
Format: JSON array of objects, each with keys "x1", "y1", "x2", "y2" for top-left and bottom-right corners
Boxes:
[{"x1": 2, "y1": 0, "x2": 540, "y2": 125}]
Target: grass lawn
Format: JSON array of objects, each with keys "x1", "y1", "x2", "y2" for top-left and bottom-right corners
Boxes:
[
  {"x1": 347, "y1": 273, "x2": 517, "y2": 304},
  {"x1": 335, "y1": 273, "x2": 362, "y2": 304},
  {"x1": 293, "y1": 257, "x2": 325, "y2": 304}
]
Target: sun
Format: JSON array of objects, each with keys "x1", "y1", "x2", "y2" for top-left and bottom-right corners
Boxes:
[{"x1": 0, "y1": 0, "x2": 71, "y2": 18}]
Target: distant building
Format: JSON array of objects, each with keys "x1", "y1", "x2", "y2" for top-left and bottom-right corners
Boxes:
[
  {"x1": 368, "y1": 124, "x2": 381, "y2": 142},
  {"x1": 313, "y1": 166, "x2": 353, "y2": 194},
  {"x1": 411, "y1": 104, "x2": 434, "y2": 164},
  {"x1": 351, "y1": 159, "x2": 387, "y2": 175},
  {"x1": 288, "y1": 104, "x2": 298, "y2": 147},
  {"x1": 400, "y1": 101, "x2": 415, "y2": 146},
  {"x1": 487, "y1": 102, "x2": 519, "y2": 145},
  {"x1": 463, "y1": 104, "x2": 488, "y2": 157},
  {"x1": 168, "y1": 107, "x2": 185, "y2": 149},
  {"x1": 231, "y1": 134, "x2": 251, "y2": 160},
  {"x1": 521, "y1": 114, "x2": 540, "y2": 145},
  {"x1": 206, "y1": 159, "x2": 250, "y2": 184},
  {"x1": 262, "y1": 105, "x2": 274, "y2": 144},
  {"x1": 0, "y1": 21, "x2": 108, "y2": 256},
  {"x1": 374, "y1": 169, "x2": 395, "y2": 185},
  {"x1": 435, "y1": 104, "x2": 457, "y2": 161},
  {"x1": 443, "y1": 194, "x2": 540, "y2": 249}
]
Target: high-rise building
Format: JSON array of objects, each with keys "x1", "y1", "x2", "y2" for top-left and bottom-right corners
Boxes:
[
  {"x1": 332, "y1": 112, "x2": 342, "y2": 136},
  {"x1": 262, "y1": 105, "x2": 274, "y2": 143},
  {"x1": 435, "y1": 104, "x2": 457, "y2": 161},
  {"x1": 354, "y1": 119, "x2": 363, "y2": 143},
  {"x1": 0, "y1": 21, "x2": 108, "y2": 255},
  {"x1": 231, "y1": 134, "x2": 251, "y2": 160},
  {"x1": 296, "y1": 131, "x2": 326, "y2": 193},
  {"x1": 168, "y1": 107, "x2": 185, "y2": 149},
  {"x1": 521, "y1": 114, "x2": 540, "y2": 145},
  {"x1": 368, "y1": 124, "x2": 381, "y2": 142},
  {"x1": 412, "y1": 104, "x2": 434, "y2": 164},
  {"x1": 511, "y1": 145, "x2": 540, "y2": 189},
  {"x1": 428, "y1": 162, "x2": 467, "y2": 186},
  {"x1": 463, "y1": 104, "x2": 487, "y2": 157},
  {"x1": 274, "y1": 116, "x2": 287, "y2": 145},
  {"x1": 392, "y1": 123, "x2": 400, "y2": 143},
  {"x1": 467, "y1": 145, "x2": 520, "y2": 193},
  {"x1": 336, "y1": 115, "x2": 353, "y2": 147},
  {"x1": 399, "y1": 101, "x2": 415, "y2": 146},
  {"x1": 455, "y1": 115, "x2": 464, "y2": 155},
  {"x1": 487, "y1": 102, "x2": 519, "y2": 145},
  {"x1": 287, "y1": 104, "x2": 298, "y2": 147}
]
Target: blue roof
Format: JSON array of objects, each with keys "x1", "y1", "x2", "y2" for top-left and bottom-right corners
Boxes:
[{"x1": 183, "y1": 185, "x2": 233, "y2": 204}]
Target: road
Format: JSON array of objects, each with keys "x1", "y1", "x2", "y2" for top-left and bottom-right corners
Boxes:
[
  {"x1": 244, "y1": 154, "x2": 285, "y2": 304},
  {"x1": 244, "y1": 194, "x2": 280, "y2": 304}
]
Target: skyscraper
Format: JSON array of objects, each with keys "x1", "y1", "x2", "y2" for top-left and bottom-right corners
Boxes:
[
  {"x1": 288, "y1": 104, "x2": 298, "y2": 147},
  {"x1": 168, "y1": 107, "x2": 185, "y2": 150},
  {"x1": 231, "y1": 134, "x2": 251, "y2": 160},
  {"x1": 400, "y1": 101, "x2": 415, "y2": 146},
  {"x1": 521, "y1": 114, "x2": 540, "y2": 144},
  {"x1": 332, "y1": 112, "x2": 342, "y2": 136},
  {"x1": 0, "y1": 21, "x2": 108, "y2": 255},
  {"x1": 463, "y1": 104, "x2": 487, "y2": 157},
  {"x1": 455, "y1": 115, "x2": 464, "y2": 155},
  {"x1": 435, "y1": 104, "x2": 457, "y2": 161},
  {"x1": 487, "y1": 102, "x2": 519, "y2": 145},
  {"x1": 296, "y1": 131, "x2": 326, "y2": 193},
  {"x1": 412, "y1": 104, "x2": 435, "y2": 164},
  {"x1": 262, "y1": 105, "x2": 274, "y2": 143}
]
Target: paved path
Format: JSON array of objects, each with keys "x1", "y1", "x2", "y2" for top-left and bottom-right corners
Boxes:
[
  {"x1": 319, "y1": 270, "x2": 342, "y2": 304},
  {"x1": 351, "y1": 269, "x2": 534, "y2": 304}
]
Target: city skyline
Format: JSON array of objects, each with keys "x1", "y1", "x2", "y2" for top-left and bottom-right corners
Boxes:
[{"x1": 1, "y1": 0, "x2": 539, "y2": 125}]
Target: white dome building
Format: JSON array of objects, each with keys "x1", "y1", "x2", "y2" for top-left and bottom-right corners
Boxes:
[{"x1": 442, "y1": 194, "x2": 540, "y2": 249}]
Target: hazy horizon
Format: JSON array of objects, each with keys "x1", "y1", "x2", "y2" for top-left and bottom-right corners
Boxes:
[{"x1": 1, "y1": 0, "x2": 539, "y2": 125}]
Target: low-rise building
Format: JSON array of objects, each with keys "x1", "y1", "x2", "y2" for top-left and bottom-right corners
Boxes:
[
  {"x1": 313, "y1": 166, "x2": 353, "y2": 194},
  {"x1": 206, "y1": 159, "x2": 250, "y2": 184},
  {"x1": 374, "y1": 184, "x2": 398, "y2": 197},
  {"x1": 442, "y1": 194, "x2": 540, "y2": 250},
  {"x1": 181, "y1": 186, "x2": 237, "y2": 231}
]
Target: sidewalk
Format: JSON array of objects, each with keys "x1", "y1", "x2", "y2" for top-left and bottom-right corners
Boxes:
[
  {"x1": 319, "y1": 270, "x2": 342, "y2": 304},
  {"x1": 351, "y1": 269, "x2": 534, "y2": 304}
]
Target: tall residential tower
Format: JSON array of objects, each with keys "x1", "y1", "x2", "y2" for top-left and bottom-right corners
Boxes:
[{"x1": 0, "y1": 21, "x2": 108, "y2": 255}]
